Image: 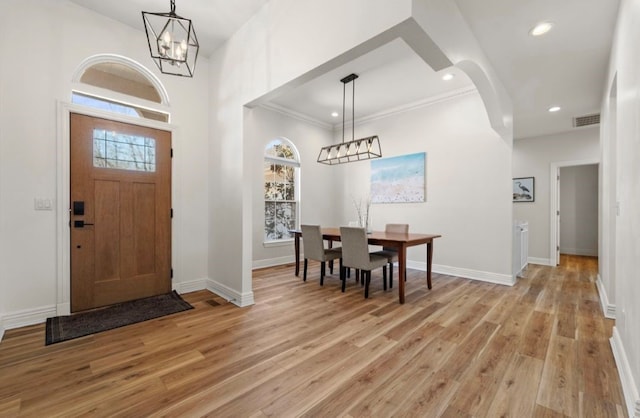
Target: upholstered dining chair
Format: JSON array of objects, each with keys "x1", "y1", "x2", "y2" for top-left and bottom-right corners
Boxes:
[
  {"x1": 339, "y1": 226, "x2": 389, "y2": 298},
  {"x1": 372, "y1": 223, "x2": 409, "y2": 288},
  {"x1": 301, "y1": 224, "x2": 342, "y2": 285}
]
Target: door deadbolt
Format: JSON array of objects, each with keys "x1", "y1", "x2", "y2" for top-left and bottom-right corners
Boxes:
[{"x1": 73, "y1": 201, "x2": 85, "y2": 215}]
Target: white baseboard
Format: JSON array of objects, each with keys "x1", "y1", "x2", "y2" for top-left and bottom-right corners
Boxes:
[
  {"x1": 514, "y1": 263, "x2": 527, "y2": 279},
  {"x1": 596, "y1": 274, "x2": 616, "y2": 319},
  {"x1": 253, "y1": 255, "x2": 295, "y2": 270},
  {"x1": 206, "y1": 278, "x2": 254, "y2": 307},
  {"x1": 173, "y1": 278, "x2": 208, "y2": 294},
  {"x1": 528, "y1": 257, "x2": 553, "y2": 266},
  {"x1": 559, "y1": 248, "x2": 598, "y2": 257},
  {"x1": 2, "y1": 305, "x2": 57, "y2": 331},
  {"x1": 408, "y1": 261, "x2": 514, "y2": 286},
  {"x1": 610, "y1": 327, "x2": 640, "y2": 418},
  {"x1": 254, "y1": 259, "x2": 514, "y2": 287},
  {"x1": 0, "y1": 279, "x2": 245, "y2": 342}
]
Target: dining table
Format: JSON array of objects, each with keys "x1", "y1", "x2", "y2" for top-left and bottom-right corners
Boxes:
[{"x1": 290, "y1": 227, "x2": 442, "y2": 304}]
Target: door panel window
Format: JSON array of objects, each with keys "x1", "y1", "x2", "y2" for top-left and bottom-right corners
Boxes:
[{"x1": 93, "y1": 129, "x2": 156, "y2": 172}]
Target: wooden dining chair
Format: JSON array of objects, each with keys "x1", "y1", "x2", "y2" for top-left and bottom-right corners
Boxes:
[
  {"x1": 301, "y1": 224, "x2": 342, "y2": 285},
  {"x1": 339, "y1": 226, "x2": 388, "y2": 298},
  {"x1": 372, "y1": 223, "x2": 409, "y2": 288}
]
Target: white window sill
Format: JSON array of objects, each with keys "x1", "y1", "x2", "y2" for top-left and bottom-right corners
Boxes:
[{"x1": 263, "y1": 239, "x2": 294, "y2": 248}]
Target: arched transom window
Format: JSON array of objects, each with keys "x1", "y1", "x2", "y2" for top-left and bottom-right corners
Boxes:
[
  {"x1": 264, "y1": 138, "x2": 300, "y2": 242},
  {"x1": 71, "y1": 55, "x2": 169, "y2": 122}
]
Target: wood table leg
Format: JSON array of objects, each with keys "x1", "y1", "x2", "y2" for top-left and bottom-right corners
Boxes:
[
  {"x1": 294, "y1": 233, "x2": 300, "y2": 276},
  {"x1": 327, "y1": 239, "x2": 334, "y2": 273},
  {"x1": 398, "y1": 244, "x2": 407, "y2": 304},
  {"x1": 426, "y1": 241, "x2": 433, "y2": 289}
]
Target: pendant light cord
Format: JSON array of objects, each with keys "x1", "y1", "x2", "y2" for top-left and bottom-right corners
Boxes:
[
  {"x1": 352, "y1": 78, "x2": 355, "y2": 142},
  {"x1": 338, "y1": 73, "x2": 359, "y2": 145}
]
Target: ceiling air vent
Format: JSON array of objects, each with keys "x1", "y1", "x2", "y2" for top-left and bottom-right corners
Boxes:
[{"x1": 573, "y1": 113, "x2": 600, "y2": 127}]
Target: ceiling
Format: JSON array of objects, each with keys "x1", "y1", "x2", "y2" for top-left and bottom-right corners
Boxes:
[
  {"x1": 69, "y1": 0, "x2": 270, "y2": 56},
  {"x1": 69, "y1": 0, "x2": 620, "y2": 139},
  {"x1": 455, "y1": 0, "x2": 619, "y2": 139},
  {"x1": 267, "y1": 39, "x2": 474, "y2": 127}
]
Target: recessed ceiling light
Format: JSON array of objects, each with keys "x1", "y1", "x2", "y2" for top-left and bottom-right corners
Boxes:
[
  {"x1": 331, "y1": 111, "x2": 339, "y2": 117},
  {"x1": 548, "y1": 106, "x2": 561, "y2": 112},
  {"x1": 530, "y1": 22, "x2": 553, "y2": 36},
  {"x1": 442, "y1": 73, "x2": 455, "y2": 81}
]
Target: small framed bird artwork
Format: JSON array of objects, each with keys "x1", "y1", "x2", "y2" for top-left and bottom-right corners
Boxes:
[{"x1": 513, "y1": 177, "x2": 534, "y2": 202}]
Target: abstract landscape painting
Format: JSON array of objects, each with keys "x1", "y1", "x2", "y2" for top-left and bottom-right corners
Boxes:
[{"x1": 371, "y1": 152, "x2": 426, "y2": 203}]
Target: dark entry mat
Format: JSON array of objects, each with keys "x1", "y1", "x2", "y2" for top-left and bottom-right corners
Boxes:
[{"x1": 45, "y1": 291, "x2": 193, "y2": 345}]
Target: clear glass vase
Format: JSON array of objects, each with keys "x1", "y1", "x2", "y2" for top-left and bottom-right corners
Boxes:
[{"x1": 359, "y1": 215, "x2": 372, "y2": 233}]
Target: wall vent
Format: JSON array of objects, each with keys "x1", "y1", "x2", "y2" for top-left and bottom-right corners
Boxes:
[{"x1": 573, "y1": 113, "x2": 600, "y2": 127}]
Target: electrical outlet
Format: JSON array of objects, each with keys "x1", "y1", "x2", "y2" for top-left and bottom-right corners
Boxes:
[{"x1": 616, "y1": 308, "x2": 625, "y2": 327}]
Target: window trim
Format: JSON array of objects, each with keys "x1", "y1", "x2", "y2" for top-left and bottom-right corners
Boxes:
[
  {"x1": 71, "y1": 86, "x2": 170, "y2": 121},
  {"x1": 263, "y1": 238, "x2": 294, "y2": 248},
  {"x1": 70, "y1": 54, "x2": 171, "y2": 123},
  {"x1": 264, "y1": 155, "x2": 300, "y2": 168},
  {"x1": 72, "y1": 91, "x2": 170, "y2": 123}
]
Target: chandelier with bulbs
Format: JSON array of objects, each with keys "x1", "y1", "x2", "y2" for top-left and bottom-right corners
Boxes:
[{"x1": 142, "y1": 0, "x2": 199, "y2": 77}]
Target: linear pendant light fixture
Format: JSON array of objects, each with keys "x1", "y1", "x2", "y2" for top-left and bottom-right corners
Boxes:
[
  {"x1": 142, "y1": 0, "x2": 199, "y2": 77},
  {"x1": 317, "y1": 73, "x2": 382, "y2": 165}
]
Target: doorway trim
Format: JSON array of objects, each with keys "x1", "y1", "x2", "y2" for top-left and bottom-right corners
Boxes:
[
  {"x1": 549, "y1": 158, "x2": 599, "y2": 266},
  {"x1": 56, "y1": 102, "x2": 180, "y2": 315}
]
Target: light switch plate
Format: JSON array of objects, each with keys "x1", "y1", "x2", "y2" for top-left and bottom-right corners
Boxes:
[{"x1": 34, "y1": 198, "x2": 54, "y2": 211}]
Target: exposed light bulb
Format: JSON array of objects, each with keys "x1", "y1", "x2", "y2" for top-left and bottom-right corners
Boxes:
[
  {"x1": 331, "y1": 112, "x2": 339, "y2": 117},
  {"x1": 548, "y1": 106, "x2": 561, "y2": 112},
  {"x1": 442, "y1": 73, "x2": 454, "y2": 81}
]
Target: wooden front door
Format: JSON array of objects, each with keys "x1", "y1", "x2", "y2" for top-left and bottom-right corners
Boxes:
[{"x1": 70, "y1": 113, "x2": 172, "y2": 312}]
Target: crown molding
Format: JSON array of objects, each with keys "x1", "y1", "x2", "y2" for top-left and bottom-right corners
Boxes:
[
  {"x1": 347, "y1": 86, "x2": 478, "y2": 128},
  {"x1": 259, "y1": 103, "x2": 333, "y2": 130},
  {"x1": 260, "y1": 86, "x2": 478, "y2": 132}
]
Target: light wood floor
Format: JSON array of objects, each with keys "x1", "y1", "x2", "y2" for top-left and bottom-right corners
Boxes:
[{"x1": 0, "y1": 255, "x2": 627, "y2": 417}]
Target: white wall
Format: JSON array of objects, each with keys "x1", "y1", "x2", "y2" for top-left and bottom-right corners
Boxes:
[
  {"x1": 512, "y1": 128, "x2": 600, "y2": 265},
  {"x1": 246, "y1": 106, "x2": 341, "y2": 268},
  {"x1": 0, "y1": 41, "x2": 4, "y2": 337},
  {"x1": 599, "y1": 75, "x2": 617, "y2": 320},
  {"x1": 602, "y1": 0, "x2": 640, "y2": 415},
  {"x1": 0, "y1": 0, "x2": 210, "y2": 327},
  {"x1": 559, "y1": 165, "x2": 598, "y2": 256},
  {"x1": 339, "y1": 90, "x2": 513, "y2": 283}
]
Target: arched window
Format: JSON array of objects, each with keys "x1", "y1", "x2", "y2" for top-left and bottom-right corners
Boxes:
[
  {"x1": 71, "y1": 55, "x2": 169, "y2": 122},
  {"x1": 264, "y1": 138, "x2": 300, "y2": 242}
]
